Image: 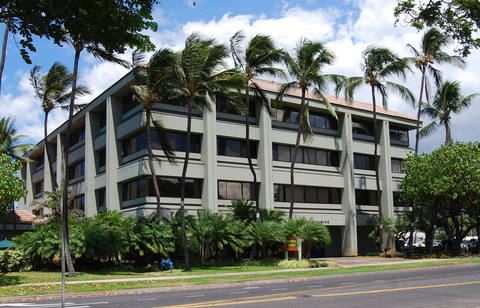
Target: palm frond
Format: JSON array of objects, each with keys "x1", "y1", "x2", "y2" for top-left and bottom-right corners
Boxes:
[
  {"x1": 385, "y1": 81, "x2": 416, "y2": 107},
  {"x1": 151, "y1": 116, "x2": 176, "y2": 164},
  {"x1": 419, "y1": 121, "x2": 438, "y2": 138},
  {"x1": 86, "y1": 46, "x2": 130, "y2": 68}
]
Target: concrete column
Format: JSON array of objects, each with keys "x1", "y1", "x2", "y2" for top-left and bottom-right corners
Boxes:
[
  {"x1": 258, "y1": 103, "x2": 274, "y2": 210},
  {"x1": 106, "y1": 96, "x2": 121, "y2": 211},
  {"x1": 23, "y1": 161, "x2": 34, "y2": 210},
  {"x1": 202, "y1": 97, "x2": 218, "y2": 212},
  {"x1": 56, "y1": 134, "x2": 63, "y2": 189},
  {"x1": 379, "y1": 120, "x2": 395, "y2": 248},
  {"x1": 43, "y1": 144, "x2": 53, "y2": 193},
  {"x1": 339, "y1": 113, "x2": 358, "y2": 256},
  {"x1": 84, "y1": 111, "x2": 96, "y2": 216}
]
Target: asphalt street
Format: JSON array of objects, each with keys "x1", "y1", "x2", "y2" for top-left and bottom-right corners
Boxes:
[{"x1": 3, "y1": 263, "x2": 480, "y2": 308}]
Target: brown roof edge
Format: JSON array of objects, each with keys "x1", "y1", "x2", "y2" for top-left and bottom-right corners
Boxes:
[{"x1": 251, "y1": 78, "x2": 419, "y2": 123}]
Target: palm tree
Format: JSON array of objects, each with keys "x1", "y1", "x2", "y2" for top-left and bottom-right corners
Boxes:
[
  {"x1": 276, "y1": 38, "x2": 341, "y2": 219},
  {"x1": 156, "y1": 33, "x2": 243, "y2": 270},
  {"x1": 130, "y1": 50, "x2": 176, "y2": 221},
  {"x1": 0, "y1": 19, "x2": 9, "y2": 97},
  {"x1": 421, "y1": 80, "x2": 478, "y2": 144},
  {"x1": 229, "y1": 31, "x2": 285, "y2": 223},
  {"x1": 0, "y1": 117, "x2": 33, "y2": 160},
  {"x1": 340, "y1": 47, "x2": 414, "y2": 250},
  {"x1": 30, "y1": 62, "x2": 89, "y2": 192},
  {"x1": 407, "y1": 28, "x2": 465, "y2": 153}
]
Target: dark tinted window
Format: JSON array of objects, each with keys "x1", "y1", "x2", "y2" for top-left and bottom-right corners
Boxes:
[
  {"x1": 97, "y1": 149, "x2": 106, "y2": 168},
  {"x1": 354, "y1": 153, "x2": 376, "y2": 170},
  {"x1": 217, "y1": 137, "x2": 258, "y2": 159},
  {"x1": 122, "y1": 131, "x2": 201, "y2": 156},
  {"x1": 391, "y1": 158, "x2": 404, "y2": 173},
  {"x1": 123, "y1": 93, "x2": 139, "y2": 114},
  {"x1": 274, "y1": 184, "x2": 342, "y2": 204},
  {"x1": 96, "y1": 188, "x2": 106, "y2": 212},
  {"x1": 272, "y1": 144, "x2": 339, "y2": 167},
  {"x1": 122, "y1": 177, "x2": 202, "y2": 201},
  {"x1": 69, "y1": 126, "x2": 85, "y2": 146},
  {"x1": 352, "y1": 118, "x2": 374, "y2": 136},
  {"x1": 68, "y1": 160, "x2": 85, "y2": 180},
  {"x1": 390, "y1": 126, "x2": 409, "y2": 142},
  {"x1": 355, "y1": 190, "x2": 379, "y2": 205},
  {"x1": 393, "y1": 192, "x2": 408, "y2": 207},
  {"x1": 218, "y1": 180, "x2": 254, "y2": 200},
  {"x1": 216, "y1": 97, "x2": 256, "y2": 117},
  {"x1": 72, "y1": 195, "x2": 85, "y2": 211}
]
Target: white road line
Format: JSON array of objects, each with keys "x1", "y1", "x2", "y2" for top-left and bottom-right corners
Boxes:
[
  {"x1": 230, "y1": 291, "x2": 248, "y2": 295},
  {"x1": 244, "y1": 286, "x2": 259, "y2": 289},
  {"x1": 73, "y1": 303, "x2": 108, "y2": 306},
  {"x1": 185, "y1": 294, "x2": 205, "y2": 298},
  {"x1": 372, "y1": 280, "x2": 385, "y2": 283},
  {"x1": 137, "y1": 298, "x2": 157, "y2": 301},
  {"x1": 272, "y1": 288, "x2": 287, "y2": 291},
  {"x1": 307, "y1": 285, "x2": 323, "y2": 288},
  {"x1": 340, "y1": 282, "x2": 356, "y2": 285}
]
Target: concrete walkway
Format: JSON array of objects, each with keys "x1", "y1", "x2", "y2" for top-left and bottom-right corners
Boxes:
[{"x1": 13, "y1": 257, "x2": 452, "y2": 287}]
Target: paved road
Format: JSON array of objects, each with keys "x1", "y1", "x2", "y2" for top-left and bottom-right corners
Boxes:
[{"x1": 3, "y1": 263, "x2": 480, "y2": 308}]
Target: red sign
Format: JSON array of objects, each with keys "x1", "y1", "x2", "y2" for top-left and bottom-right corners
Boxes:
[{"x1": 286, "y1": 237, "x2": 298, "y2": 251}]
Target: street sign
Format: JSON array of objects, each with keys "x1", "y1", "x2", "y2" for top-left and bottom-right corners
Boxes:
[{"x1": 286, "y1": 237, "x2": 298, "y2": 251}]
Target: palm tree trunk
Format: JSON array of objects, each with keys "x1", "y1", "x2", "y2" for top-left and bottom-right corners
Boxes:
[
  {"x1": 180, "y1": 96, "x2": 193, "y2": 271},
  {"x1": 0, "y1": 20, "x2": 9, "y2": 98},
  {"x1": 62, "y1": 47, "x2": 83, "y2": 277},
  {"x1": 371, "y1": 85, "x2": 383, "y2": 252},
  {"x1": 414, "y1": 67, "x2": 425, "y2": 154},
  {"x1": 244, "y1": 86, "x2": 259, "y2": 223},
  {"x1": 44, "y1": 111, "x2": 58, "y2": 192},
  {"x1": 445, "y1": 121, "x2": 451, "y2": 144},
  {"x1": 146, "y1": 109, "x2": 162, "y2": 221},
  {"x1": 289, "y1": 88, "x2": 306, "y2": 219}
]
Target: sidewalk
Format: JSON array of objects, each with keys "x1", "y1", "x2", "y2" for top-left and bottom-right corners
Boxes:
[{"x1": 14, "y1": 257, "x2": 453, "y2": 287}]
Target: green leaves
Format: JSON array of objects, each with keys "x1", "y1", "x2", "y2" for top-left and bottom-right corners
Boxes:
[{"x1": 0, "y1": 154, "x2": 26, "y2": 216}]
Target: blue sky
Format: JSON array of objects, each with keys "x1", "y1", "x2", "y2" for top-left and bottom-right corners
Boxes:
[{"x1": 0, "y1": 0, "x2": 478, "y2": 153}]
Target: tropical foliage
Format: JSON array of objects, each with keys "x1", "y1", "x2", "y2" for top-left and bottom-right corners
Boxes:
[
  {"x1": 0, "y1": 154, "x2": 27, "y2": 216},
  {"x1": 0, "y1": 117, "x2": 33, "y2": 160}
]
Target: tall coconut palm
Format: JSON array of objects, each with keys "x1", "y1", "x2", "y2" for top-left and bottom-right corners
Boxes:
[
  {"x1": 30, "y1": 62, "x2": 89, "y2": 192},
  {"x1": 0, "y1": 20, "x2": 9, "y2": 97},
  {"x1": 276, "y1": 38, "x2": 341, "y2": 219},
  {"x1": 340, "y1": 47, "x2": 414, "y2": 251},
  {"x1": 421, "y1": 80, "x2": 478, "y2": 144},
  {"x1": 229, "y1": 31, "x2": 285, "y2": 223},
  {"x1": 0, "y1": 117, "x2": 34, "y2": 160},
  {"x1": 130, "y1": 50, "x2": 176, "y2": 221},
  {"x1": 155, "y1": 33, "x2": 243, "y2": 270},
  {"x1": 407, "y1": 28, "x2": 465, "y2": 153}
]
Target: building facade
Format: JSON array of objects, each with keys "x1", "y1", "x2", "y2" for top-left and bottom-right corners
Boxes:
[{"x1": 18, "y1": 71, "x2": 416, "y2": 256}]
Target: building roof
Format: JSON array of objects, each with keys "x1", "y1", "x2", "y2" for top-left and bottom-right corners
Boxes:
[
  {"x1": 0, "y1": 210, "x2": 38, "y2": 224},
  {"x1": 252, "y1": 78, "x2": 418, "y2": 122}
]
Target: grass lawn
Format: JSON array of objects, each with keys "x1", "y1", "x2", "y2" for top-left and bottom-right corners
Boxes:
[{"x1": 1, "y1": 257, "x2": 479, "y2": 298}]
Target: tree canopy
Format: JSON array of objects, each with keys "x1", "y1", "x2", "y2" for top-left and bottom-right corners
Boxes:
[
  {"x1": 394, "y1": 0, "x2": 480, "y2": 56},
  {"x1": 0, "y1": 154, "x2": 26, "y2": 216}
]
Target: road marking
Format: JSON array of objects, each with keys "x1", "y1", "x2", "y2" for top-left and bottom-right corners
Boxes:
[
  {"x1": 157, "y1": 296, "x2": 297, "y2": 308},
  {"x1": 155, "y1": 275, "x2": 423, "y2": 308},
  {"x1": 244, "y1": 286, "x2": 259, "y2": 289},
  {"x1": 271, "y1": 288, "x2": 287, "y2": 291},
  {"x1": 312, "y1": 280, "x2": 480, "y2": 298},
  {"x1": 185, "y1": 295, "x2": 205, "y2": 298},
  {"x1": 307, "y1": 285, "x2": 323, "y2": 288},
  {"x1": 340, "y1": 282, "x2": 355, "y2": 285},
  {"x1": 229, "y1": 291, "x2": 248, "y2": 295},
  {"x1": 137, "y1": 298, "x2": 157, "y2": 301}
]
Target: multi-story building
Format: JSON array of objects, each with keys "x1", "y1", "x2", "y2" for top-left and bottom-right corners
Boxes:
[{"x1": 18, "y1": 71, "x2": 417, "y2": 256}]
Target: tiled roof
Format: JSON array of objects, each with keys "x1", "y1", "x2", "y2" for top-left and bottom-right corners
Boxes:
[
  {"x1": 252, "y1": 79, "x2": 418, "y2": 122},
  {"x1": 0, "y1": 210, "x2": 37, "y2": 224}
]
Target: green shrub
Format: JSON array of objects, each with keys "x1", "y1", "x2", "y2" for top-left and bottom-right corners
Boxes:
[{"x1": 0, "y1": 249, "x2": 27, "y2": 273}]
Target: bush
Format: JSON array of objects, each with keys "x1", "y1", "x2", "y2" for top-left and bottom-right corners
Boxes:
[
  {"x1": 277, "y1": 259, "x2": 334, "y2": 268},
  {"x1": 0, "y1": 249, "x2": 27, "y2": 273}
]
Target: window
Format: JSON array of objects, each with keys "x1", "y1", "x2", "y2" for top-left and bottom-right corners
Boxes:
[
  {"x1": 96, "y1": 188, "x2": 106, "y2": 212},
  {"x1": 272, "y1": 144, "x2": 339, "y2": 167},
  {"x1": 122, "y1": 177, "x2": 203, "y2": 201},
  {"x1": 98, "y1": 110, "x2": 106, "y2": 129},
  {"x1": 69, "y1": 126, "x2": 85, "y2": 146},
  {"x1": 274, "y1": 184, "x2": 341, "y2": 204},
  {"x1": 217, "y1": 137, "x2": 258, "y2": 159},
  {"x1": 34, "y1": 181, "x2": 43, "y2": 197},
  {"x1": 72, "y1": 195, "x2": 85, "y2": 211},
  {"x1": 68, "y1": 160, "x2": 85, "y2": 180},
  {"x1": 354, "y1": 153, "x2": 376, "y2": 170},
  {"x1": 272, "y1": 107, "x2": 298, "y2": 123},
  {"x1": 355, "y1": 190, "x2": 379, "y2": 205},
  {"x1": 309, "y1": 111, "x2": 337, "y2": 130},
  {"x1": 122, "y1": 93, "x2": 139, "y2": 114},
  {"x1": 352, "y1": 118, "x2": 374, "y2": 136},
  {"x1": 122, "y1": 131, "x2": 202, "y2": 157},
  {"x1": 393, "y1": 192, "x2": 408, "y2": 207},
  {"x1": 390, "y1": 126, "x2": 409, "y2": 142},
  {"x1": 97, "y1": 149, "x2": 106, "y2": 169},
  {"x1": 34, "y1": 155, "x2": 44, "y2": 172},
  {"x1": 216, "y1": 97, "x2": 256, "y2": 117},
  {"x1": 218, "y1": 181, "x2": 254, "y2": 200},
  {"x1": 391, "y1": 158, "x2": 404, "y2": 173}
]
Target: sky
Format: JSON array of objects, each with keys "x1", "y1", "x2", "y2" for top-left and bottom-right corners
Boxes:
[{"x1": 0, "y1": 0, "x2": 478, "y2": 153}]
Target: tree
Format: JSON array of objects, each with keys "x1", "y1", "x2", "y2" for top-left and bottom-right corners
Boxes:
[
  {"x1": 246, "y1": 220, "x2": 285, "y2": 258},
  {"x1": 339, "y1": 46, "x2": 414, "y2": 251},
  {"x1": 400, "y1": 142, "x2": 480, "y2": 255},
  {"x1": 0, "y1": 154, "x2": 26, "y2": 216},
  {"x1": 276, "y1": 38, "x2": 340, "y2": 219},
  {"x1": 230, "y1": 31, "x2": 285, "y2": 223},
  {"x1": 421, "y1": 80, "x2": 478, "y2": 144},
  {"x1": 131, "y1": 50, "x2": 175, "y2": 220},
  {"x1": 406, "y1": 27, "x2": 465, "y2": 153},
  {"x1": 30, "y1": 62, "x2": 89, "y2": 191},
  {"x1": 284, "y1": 217, "x2": 331, "y2": 258},
  {"x1": 394, "y1": 0, "x2": 480, "y2": 56},
  {"x1": 157, "y1": 33, "x2": 243, "y2": 270},
  {"x1": 0, "y1": 117, "x2": 33, "y2": 160},
  {"x1": 50, "y1": 0, "x2": 159, "y2": 277}
]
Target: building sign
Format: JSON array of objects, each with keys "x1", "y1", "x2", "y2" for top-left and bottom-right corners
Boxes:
[{"x1": 286, "y1": 237, "x2": 298, "y2": 251}]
